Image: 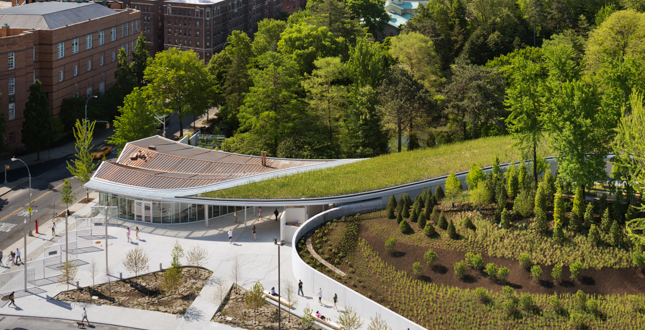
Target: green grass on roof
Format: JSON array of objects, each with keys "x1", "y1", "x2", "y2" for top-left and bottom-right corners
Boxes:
[{"x1": 201, "y1": 135, "x2": 552, "y2": 199}]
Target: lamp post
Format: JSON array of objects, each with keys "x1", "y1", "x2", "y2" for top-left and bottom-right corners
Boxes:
[
  {"x1": 12, "y1": 157, "x2": 31, "y2": 236},
  {"x1": 85, "y1": 95, "x2": 98, "y2": 124},
  {"x1": 22, "y1": 218, "x2": 27, "y2": 291},
  {"x1": 273, "y1": 238, "x2": 285, "y2": 330}
]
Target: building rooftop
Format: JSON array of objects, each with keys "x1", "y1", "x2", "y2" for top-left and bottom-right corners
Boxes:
[
  {"x1": 386, "y1": 11, "x2": 411, "y2": 28},
  {"x1": 85, "y1": 135, "x2": 362, "y2": 200},
  {"x1": 165, "y1": 0, "x2": 226, "y2": 4},
  {"x1": 0, "y1": 2, "x2": 117, "y2": 30}
]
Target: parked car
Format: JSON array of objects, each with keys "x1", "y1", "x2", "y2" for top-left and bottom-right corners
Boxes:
[{"x1": 92, "y1": 146, "x2": 113, "y2": 159}]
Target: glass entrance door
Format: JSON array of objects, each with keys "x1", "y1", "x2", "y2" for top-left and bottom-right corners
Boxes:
[{"x1": 135, "y1": 201, "x2": 153, "y2": 222}]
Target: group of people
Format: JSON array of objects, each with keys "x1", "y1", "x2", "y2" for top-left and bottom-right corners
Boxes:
[
  {"x1": 126, "y1": 227, "x2": 140, "y2": 243},
  {"x1": 0, "y1": 248, "x2": 22, "y2": 267}
]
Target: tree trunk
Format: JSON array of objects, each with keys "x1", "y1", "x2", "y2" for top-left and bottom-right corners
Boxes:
[
  {"x1": 533, "y1": 143, "x2": 538, "y2": 184},
  {"x1": 462, "y1": 121, "x2": 467, "y2": 140},
  {"x1": 179, "y1": 114, "x2": 184, "y2": 138},
  {"x1": 397, "y1": 119, "x2": 402, "y2": 153},
  {"x1": 471, "y1": 121, "x2": 477, "y2": 140}
]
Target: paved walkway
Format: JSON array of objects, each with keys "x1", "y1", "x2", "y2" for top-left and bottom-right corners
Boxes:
[
  {"x1": 0, "y1": 195, "x2": 347, "y2": 330},
  {"x1": 0, "y1": 314, "x2": 145, "y2": 329}
]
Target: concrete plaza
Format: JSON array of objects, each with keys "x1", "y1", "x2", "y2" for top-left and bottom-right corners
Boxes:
[{"x1": 0, "y1": 195, "x2": 351, "y2": 330}]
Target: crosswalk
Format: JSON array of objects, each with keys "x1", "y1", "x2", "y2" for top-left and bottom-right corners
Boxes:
[
  {"x1": 0, "y1": 222, "x2": 17, "y2": 232},
  {"x1": 15, "y1": 209, "x2": 37, "y2": 217}
]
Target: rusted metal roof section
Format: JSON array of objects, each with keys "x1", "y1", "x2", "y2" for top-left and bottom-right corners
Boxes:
[{"x1": 95, "y1": 136, "x2": 332, "y2": 190}]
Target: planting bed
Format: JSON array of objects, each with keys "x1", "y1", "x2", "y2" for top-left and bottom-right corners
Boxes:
[
  {"x1": 298, "y1": 199, "x2": 645, "y2": 328},
  {"x1": 56, "y1": 267, "x2": 212, "y2": 315}
]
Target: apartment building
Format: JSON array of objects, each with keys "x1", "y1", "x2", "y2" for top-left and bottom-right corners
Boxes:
[
  {"x1": 0, "y1": 2, "x2": 139, "y2": 150},
  {"x1": 281, "y1": 0, "x2": 304, "y2": 14},
  {"x1": 124, "y1": 0, "x2": 283, "y2": 61}
]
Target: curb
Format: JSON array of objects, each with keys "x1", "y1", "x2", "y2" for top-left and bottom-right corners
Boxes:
[
  {"x1": 0, "y1": 179, "x2": 30, "y2": 197},
  {"x1": 0, "y1": 313, "x2": 150, "y2": 330}
]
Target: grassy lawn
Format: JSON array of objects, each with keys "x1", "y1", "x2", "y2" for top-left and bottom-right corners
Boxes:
[{"x1": 202, "y1": 135, "x2": 551, "y2": 199}]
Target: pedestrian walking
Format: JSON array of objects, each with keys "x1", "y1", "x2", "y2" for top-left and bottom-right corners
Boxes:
[
  {"x1": 8, "y1": 250, "x2": 15, "y2": 266},
  {"x1": 252, "y1": 225, "x2": 256, "y2": 240},
  {"x1": 333, "y1": 293, "x2": 338, "y2": 310},
  {"x1": 127, "y1": 227, "x2": 131, "y2": 243},
  {"x1": 235, "y1": 209, "x2": 238, "y2": 224},
  {"x1": 51, "y1": 221, "x2": 56, "y2": 236},
  {"x1": 136, "y1": 227, "x2": 140, "y2": 240},
  {"x1": 317, "y1": 288, "x2": 322, "y2": 305},
  {"x1": 298, "y1": 280, "x2": 304, "y2": 296},
  {"x1": 81, "y1": 307, "x2": 90, "y2": 326},
  {"x1": 15, "y1": 248, "x2": 21, "y2": 265},
  {"x1": 274, "y1": 209, "x2": 279, "y2": 221},
  {"x1": 228, "y1": 229, "x2": 233, "y2": 244},
  {"x1": 258, "y1": 207, "x2": 263, "y2": 220},
  {"x1": 0, "y1": 249, "x2": 2, "y2": 267},
  {"x1": 4, "y1": 292, "x2": 16, "y2": 307}
]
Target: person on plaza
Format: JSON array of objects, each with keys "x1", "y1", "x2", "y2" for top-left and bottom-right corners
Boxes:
[
  {"x1": 333, "y1": 293, "x2": 338, "y2": 310},
  {"x1": 15, "y1": 248, "x2": 21, "y2": 265},
  {"x1": 234, "y1": 209, "x2": 238, "y2": 224},
  {"x1": 51, "y1": 221, "x2": 56, "y2": 236},
  {"x1": 316, "y1": 311, "x2": 327, "y2": 321},
  {"x1": 81, "y1": 307, "x2": 90, "y2": 326},
  {"x1": 298, "y1": 280, "x2": 304, "y2": 296},
  {"x1": 8, "y1": 250, "x2": 15, "y2": 266},
  {"x1": 258, "y1": 207, "x2": 263, "y2": 220},
  {"x1": 274, "y1": 209, "x2": 279, "y2": 221},
  {"x1": 136, "y1": 227, "x2": 140, "y2": 240},
  {"x1": 127, "y1": 227, "x2": 131, "y2": 243},
  {"x1": 228, "y1": 229, "x2": 233, "y2": 244},
  {"x1": 270, "y1": 287, "x2": 279, "y2": 297},
  {"x1": 317, "y1": 288, "x2": 322, "y2": 306},
  {"x1": 6, "y1": 292, "x2": 15, "y2": 307},
  {"x1": 252, "y1": 225, "x2": 257, "y2": 240},
  {"x1": 0, "y1": 249, "x2": 2, "y2": 267}
]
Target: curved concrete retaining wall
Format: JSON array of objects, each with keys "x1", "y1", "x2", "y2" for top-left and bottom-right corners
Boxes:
[{"x1": 291, "y1": 199, "x2": 427, "y2": 330}]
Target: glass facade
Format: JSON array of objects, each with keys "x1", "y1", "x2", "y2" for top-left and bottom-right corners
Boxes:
[{"x1": 99, "y1": 192, "x2": 232, "y2": 224}]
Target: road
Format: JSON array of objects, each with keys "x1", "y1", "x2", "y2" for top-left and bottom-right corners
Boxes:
[
  {"x1": 0, "y1": 109, "x2": 216, "y2": 252},
  {"x1": 0, "y1": 315, "x2": 143, "y2": 329}
]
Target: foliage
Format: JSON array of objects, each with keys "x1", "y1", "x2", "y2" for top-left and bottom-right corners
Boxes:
[
  {"x1": 399, "y1": 220, "x2": 412, "y2": 234},
  {"x1": 513, "y1": 189, "x2": 535, "y2": 218},
  {"x1": 412, "y1": 261, "x2": 423, "y2": 277},
  {"x1": 67, "y1": 119, "x2": 98, "y2": 197},
  {"x1": 447, "y1": 220, "x2": 457, "y2": 239},
  {"x1": 588, "y1": 224, "x2": 601, "y2": 246},
  {"x1": 551, "y1": 264, "x2": 562, "y2": 283},
  {"x1": 60, "y1": 179, "x2": 75, "y2": 215},
  {"x1": 57, "y1": 260, "x2": 79, "y2": 291},
  {"x1": 583, "y1": 203, "x2": 594, "y2": 229},
  {"x1": 462, "y1": 215, "x2": 475, "y2": 231},
  {"x1": 171, "y1": 240, "x2": 184, "y2": 269},
  {"x1": 417, "y1": 213, "x2": 426, "y2": 230},
  {"x1": 610, "y1": 220, "x2": 622, "y2": 246},
  {"x1": 519, "y1": 294, "x2": 535, "y2": 311},
  {"x1": 367, "y1": 313, "x2": 391, "y2": 330},
  {"x1": 506, "y1": 164, "x2": 519, "y2": 199},
  {"x1": 530, "y1": 265, "x2": 542, "y2": 283},
  {"x1": 436, "y1": 186, "x2": 445, "y2": 200},
  {"x1": 485, "y1": 263, "x2": 498, "y2": 279},
  {"x1": 553, "y1": 221, "x2": 565, "y2": 243},
  {"x1": 186, "y1": 245, "x2": 210, "y2": 268},
  {"x1": 466, "y1": 163, "x2": 486, "y2": 190},
  {"x1": 553, "y1": 187, "x2": 566, "y2": 227},
  {"x1": 108, "y1": 87, "x2": 157, "y2": 151},
  {"x1": 534, "y1": 208, "x2": 548, "y2": 235},
  {"x1": 454, "y1": 261, "x2": 467, "y2": 279},
  {"x1": 337, "y1": 305, "x2": 364, "y2": 330},
  {"x1": 389, "y1": 32, "x2": 440, "y2": 90},
  {"x1": 161, "y1": 266, "x2": 182, "y2": 294},
  {"x1": 466, "y1": 253, "x2": 484, "y2": 270},
  {"x1": 497, "y1": 267, "x2": 510, "y2": 283},
  {"x1": 571, "y1": 186, "x2": 585, "y2": 220},
  {"x1": 500, "y1": 209, "x2": 511, "y2": 229},
  {"x1": 424, "y1": 249, "x2": 437, "y2": 266},
  {"x1": 569, "y1": 261, "x2": 583, "y2": 281},
  {"x1": 438, "y1": 212, "x2": 448, "y2": 230},
  {"x1": 601, "y1": 208, "x2": 612, "y2": 232},
  {"x1": 519, "y1": 253, "x2": 532, "y2": 269},
  {"x1": 396, "y1": 211, "x2": 403, "y2": 224},
  {"x1": 445, "y1": 173, "x2": 463, "y2": 201},
  {"x1": 424, "y1": 222, "x2": 436, "y2": 237},
  {"x1": 386, "y1": 195, "x2": 397, "y2": 211},
  {"x1": 245, "y1": 281, "x2": 266, "y2": 324},
  {"x1": 123, "y1": 247, "x2": 150, "y2": 277},
  {"x1": 384, "y1": 238, "x2": 396, "y2": 254},
  {"x1": 574, "y1": 290, "x2": 587, "y2": 310},
  {"x1": 22, "y1": 80, "x2": 54, "y2": 160},
  {"x1": 470, "y1": 180, "x2": 493, "y2": 209}
]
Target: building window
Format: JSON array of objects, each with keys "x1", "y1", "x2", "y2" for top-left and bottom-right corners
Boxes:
[
  {"x1": 87, "y1": 60, "x2": 92, "y2": 71},
  {"x1": 167, "y1": 5, "x2": 171, "y2": 14},
  {"x1": 58, "y1": 42, "x2": 64, "y2": 59},
  {"x1": 112, "y1": 51, "x2": 116, "y2": 62},
  {"x1": 196, "y1": 31, "x2": 199, "y2": 37},
  {"x1": 74, "y1": 65, "x2": 78, "y2": 76},
  {"x1": 168, "y1": 28, "x2": 171, "y2": 35},
  {"x1": 125, "y1": 23, "x2": 129, "y2": 36},
  {"x1": 100, "y1": 56, "x2": 104, "y2": 66},
  {"x1": 9, "y1": 132, "x2": 14, "y2": 142},
  {"x1": 72, "y1": 38, "x2": 79, "y2": 53},
  {"x1": 135, "y1": 21, "x2": 138, "y2": 32},
  {"x1": 206, "y1": 9, "x2": 210, "y2": 17},
  {"x1": 131, "y1": 22, "x2": 134, "y2": 34},
  {"x1": 59, "y1": 70, "x2": 63, "y2": 82},
  {"x1": 112, "y1": 27, "x2": 117, "y2": 41},
  {"x1": 197, "y1": 42, "x2": 199, "y2": 47},
  {"x1": 33, "y1": 71, "x2": 35, "y2": 83},
  {"x1": 196, "y1": 9, "x2": 200, "y2": 17},
  {"x1": 125, "y1": 43, "x2": 128, "y2": 55},
  {"x1": 87, "y1": 87, "x2": 92, "y2": 96},
  {"x1": 8, "y1": 104, "x2": 15, "y2": 121},
  {"x1": 99, "y1": 30, "x2": 105, "y2": 45},
  {"x1": 121, "y1": 24, "x2": 124, "y2": 38},
  {"x1": 8, "y1": 78, "x2": 15, "y2": 95},
  {"x1": 196, "y1": 21, "x2": 199, "y2": 28},
  {"x1": 86, "y1": 34, "x2": 92, "y2": 49}
]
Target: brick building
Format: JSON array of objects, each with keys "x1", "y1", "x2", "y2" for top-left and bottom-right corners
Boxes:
[
  {"x1": 281, "y1": 0, "x2": 304, "y2": 15},
  {"x1": 124, "y1": 0, "x2": 283, "y2": 61},
  {"x1": 0, "y1": 2, "x2": 139, "y2": 150}
]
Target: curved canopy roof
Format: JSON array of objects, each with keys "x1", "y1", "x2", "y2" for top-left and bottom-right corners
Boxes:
[{"x1": 85, "y1": 135, "x2": 363, "y2": 201}]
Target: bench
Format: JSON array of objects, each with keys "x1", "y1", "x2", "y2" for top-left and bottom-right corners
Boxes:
[
  {"x1": 263, "y1": 291, "x2": 294, "y2": 308},
  {"x1": 309, "y1": 312, "x2": 342, "y2": 330}
]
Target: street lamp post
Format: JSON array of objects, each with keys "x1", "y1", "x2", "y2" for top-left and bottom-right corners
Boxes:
[
  {"x1": 85, "y1": 95, "x2": 98, "y2": 124},
  {"x1": 273, "y1": 238, "x2": 285, "y2": 330},
  {"x1": 22, "y1": 218, "x2": 27, "y2": 291},
  {"x1": 12, "y1": 157, "x2": 32, "y2": 237}
]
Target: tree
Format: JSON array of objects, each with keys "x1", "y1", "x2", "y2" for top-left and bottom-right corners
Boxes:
[
  {"x1": 412, "y1": 261, "x2": 423, "y2": 277},
  {"x1": 212, "y1": 280, "x2": 230, "y2": 317},
  {"x1": 302, "y1": 304, "x2": 316, "y2": 328},
  {"x1": 60, "y1": 179, "x2": 75, "y2": 265},
  {"x1": 438, "y1": 212, "x2": 448, "y2": 230},
  {"x1": 307, "y1": 0, "x2": 364, "y2": 42},
  {"x1": 186, "y1": 245, "x2": 210, "y2": 276},
  {"x1": 338, "y1": 305, "x2": 364, "y2": 330},
  {"x1": 377, "y1": 66, "x2": 434, "y2": 152},
  {"x1": 67, "y1": 119, "x2": 98, "y2": 202},
  {"x1": 58, "y1": 260, "x2": 79, "y2": 291},
  {"x1": 303, "y1": 57, "x2": 348, "y2": 141},
  {"x1": 588, "y1": 224, "x2": 601, "y2": 246},
  {"x1": 89, "y1": 259, "x2": 98, "y2": 288},
  {"x1": 610, "y1": 220, "x2": 622, "y2": 246},
  {"x1": 621, "y1": 0, "x2": 645, "y2": 12},
  {"x1": 22, "y1": 80, "x2": 54, "y2": 161},
  {"x1": 424, "y1": 249, "x2": 437, "y2": 266},
  {"x1": 399, "y1": 220, "x2": 412, "y2": 234},
  {"x1": 245, "y1": 281, "x2": 266, "y2": 325},
  {"x1": 553, "y1": 186, "x2": 566, "y2": 226},
  {"x1": 497, "y1": 47, "x2": 547, "y2": 184},
  {"x1": 237, "y1": 52, "x2": 307, "y2": 155},
  {"x1": 346, "y1": 37, "x2": 386, "y2": 89},
  {"x1": 447, "y1": 220, "x2": 457, "y2": 239},
  {"x1": 571, "y1": 185, "x2": 585, "y2": 220},
  {"x1": 145, "y1": 48, "x2": 215, "y2": 137},
  {"x1": 343, "y1": 86, "x2": 389, "y2": 157},
  {"x1": 445, "y1": 172, "x2": 462, "y2": 202},
  {"x1": 389, "y1": 32, "x2": 440, "y2": 91},
  {"x1": 551, "y1": 264, "x2": 563, "y2": 283},
  {"x1": 501, "y1": 208, "x2": 511, "y2": 229},
  {"x1": 344, "y1": 0, "x2": 389, "y2": 32},
  {"x1": 108, "y1": 87, "x2": 157, "y2": 151},
  {"x1": 443, "y1": 57, "x2": 506, "y2": 139},
  {"x1": 123, "y1": 247, "x2": 150, "y2": 277},
  {"x1": 534, "y1": 208, "x2": 548, "y2": 235},
  {"x1": 283, "y1": 279, "x2": 298, "y2": 321},
  {"x1": 131, "y1": 35, "x2": 149, "y2": 87},
  {"x1": 252, "y1": 19, "x2": 287, "y2": 56},
  {"x1": 424, "y1": 222, "x2": 436, "y2": 237},
  {"x1": 367, "y1": 313, "x2": 391, "y2": 330},
  {"x1": 221, "y1": 31, "x2": 254, "y2": 133},
  {"x1": 570, "y1": 261, "x2": 583, "y2": 281},
  {"x1": 231, "y1": 256, "x2": 241, "y2": 291},
  {"x1": 466, "y1": 164, "x2": 486, "y2": 190},
  {"x1": 113, "y1": 48, "x2": 135, "y2": 99},
  {"x1": 278, "y1": 22, "x2": 343, "y2": 75}
]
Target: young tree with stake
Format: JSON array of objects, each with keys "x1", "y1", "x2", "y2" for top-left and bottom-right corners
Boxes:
[
  {"x1": 66, "y1": 119, "x2": 98, "y2": 202},
  {"x1": 60, "y1": 179, "x2": 75, "y2": 265}
]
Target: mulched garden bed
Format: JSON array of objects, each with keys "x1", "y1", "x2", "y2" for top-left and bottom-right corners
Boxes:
[
  {"x1": 212, "y1": 284, "x2": 323, "y2": 330},
  {"x1": 56, "y1": 267, "x2": 212, "y2": 315}
]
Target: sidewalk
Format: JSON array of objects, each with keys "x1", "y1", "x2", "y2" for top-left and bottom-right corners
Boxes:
[{"x1": 0, "y1": 194, "x2": 346, "y2": 330}]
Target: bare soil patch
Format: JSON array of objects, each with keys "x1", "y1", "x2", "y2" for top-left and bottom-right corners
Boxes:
[
  {"x1": 213, "y1": 284, "x2": 322, "y2": 330},
  {"x1": 56, "y1": 210, "x2": 75, "y2": 218},
  {"x1": 56, "y1": 267, "x2": 212, "y2": 315},
  {"x1": 78, "y1": 197, "x2": 95, "y2": 204}
]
